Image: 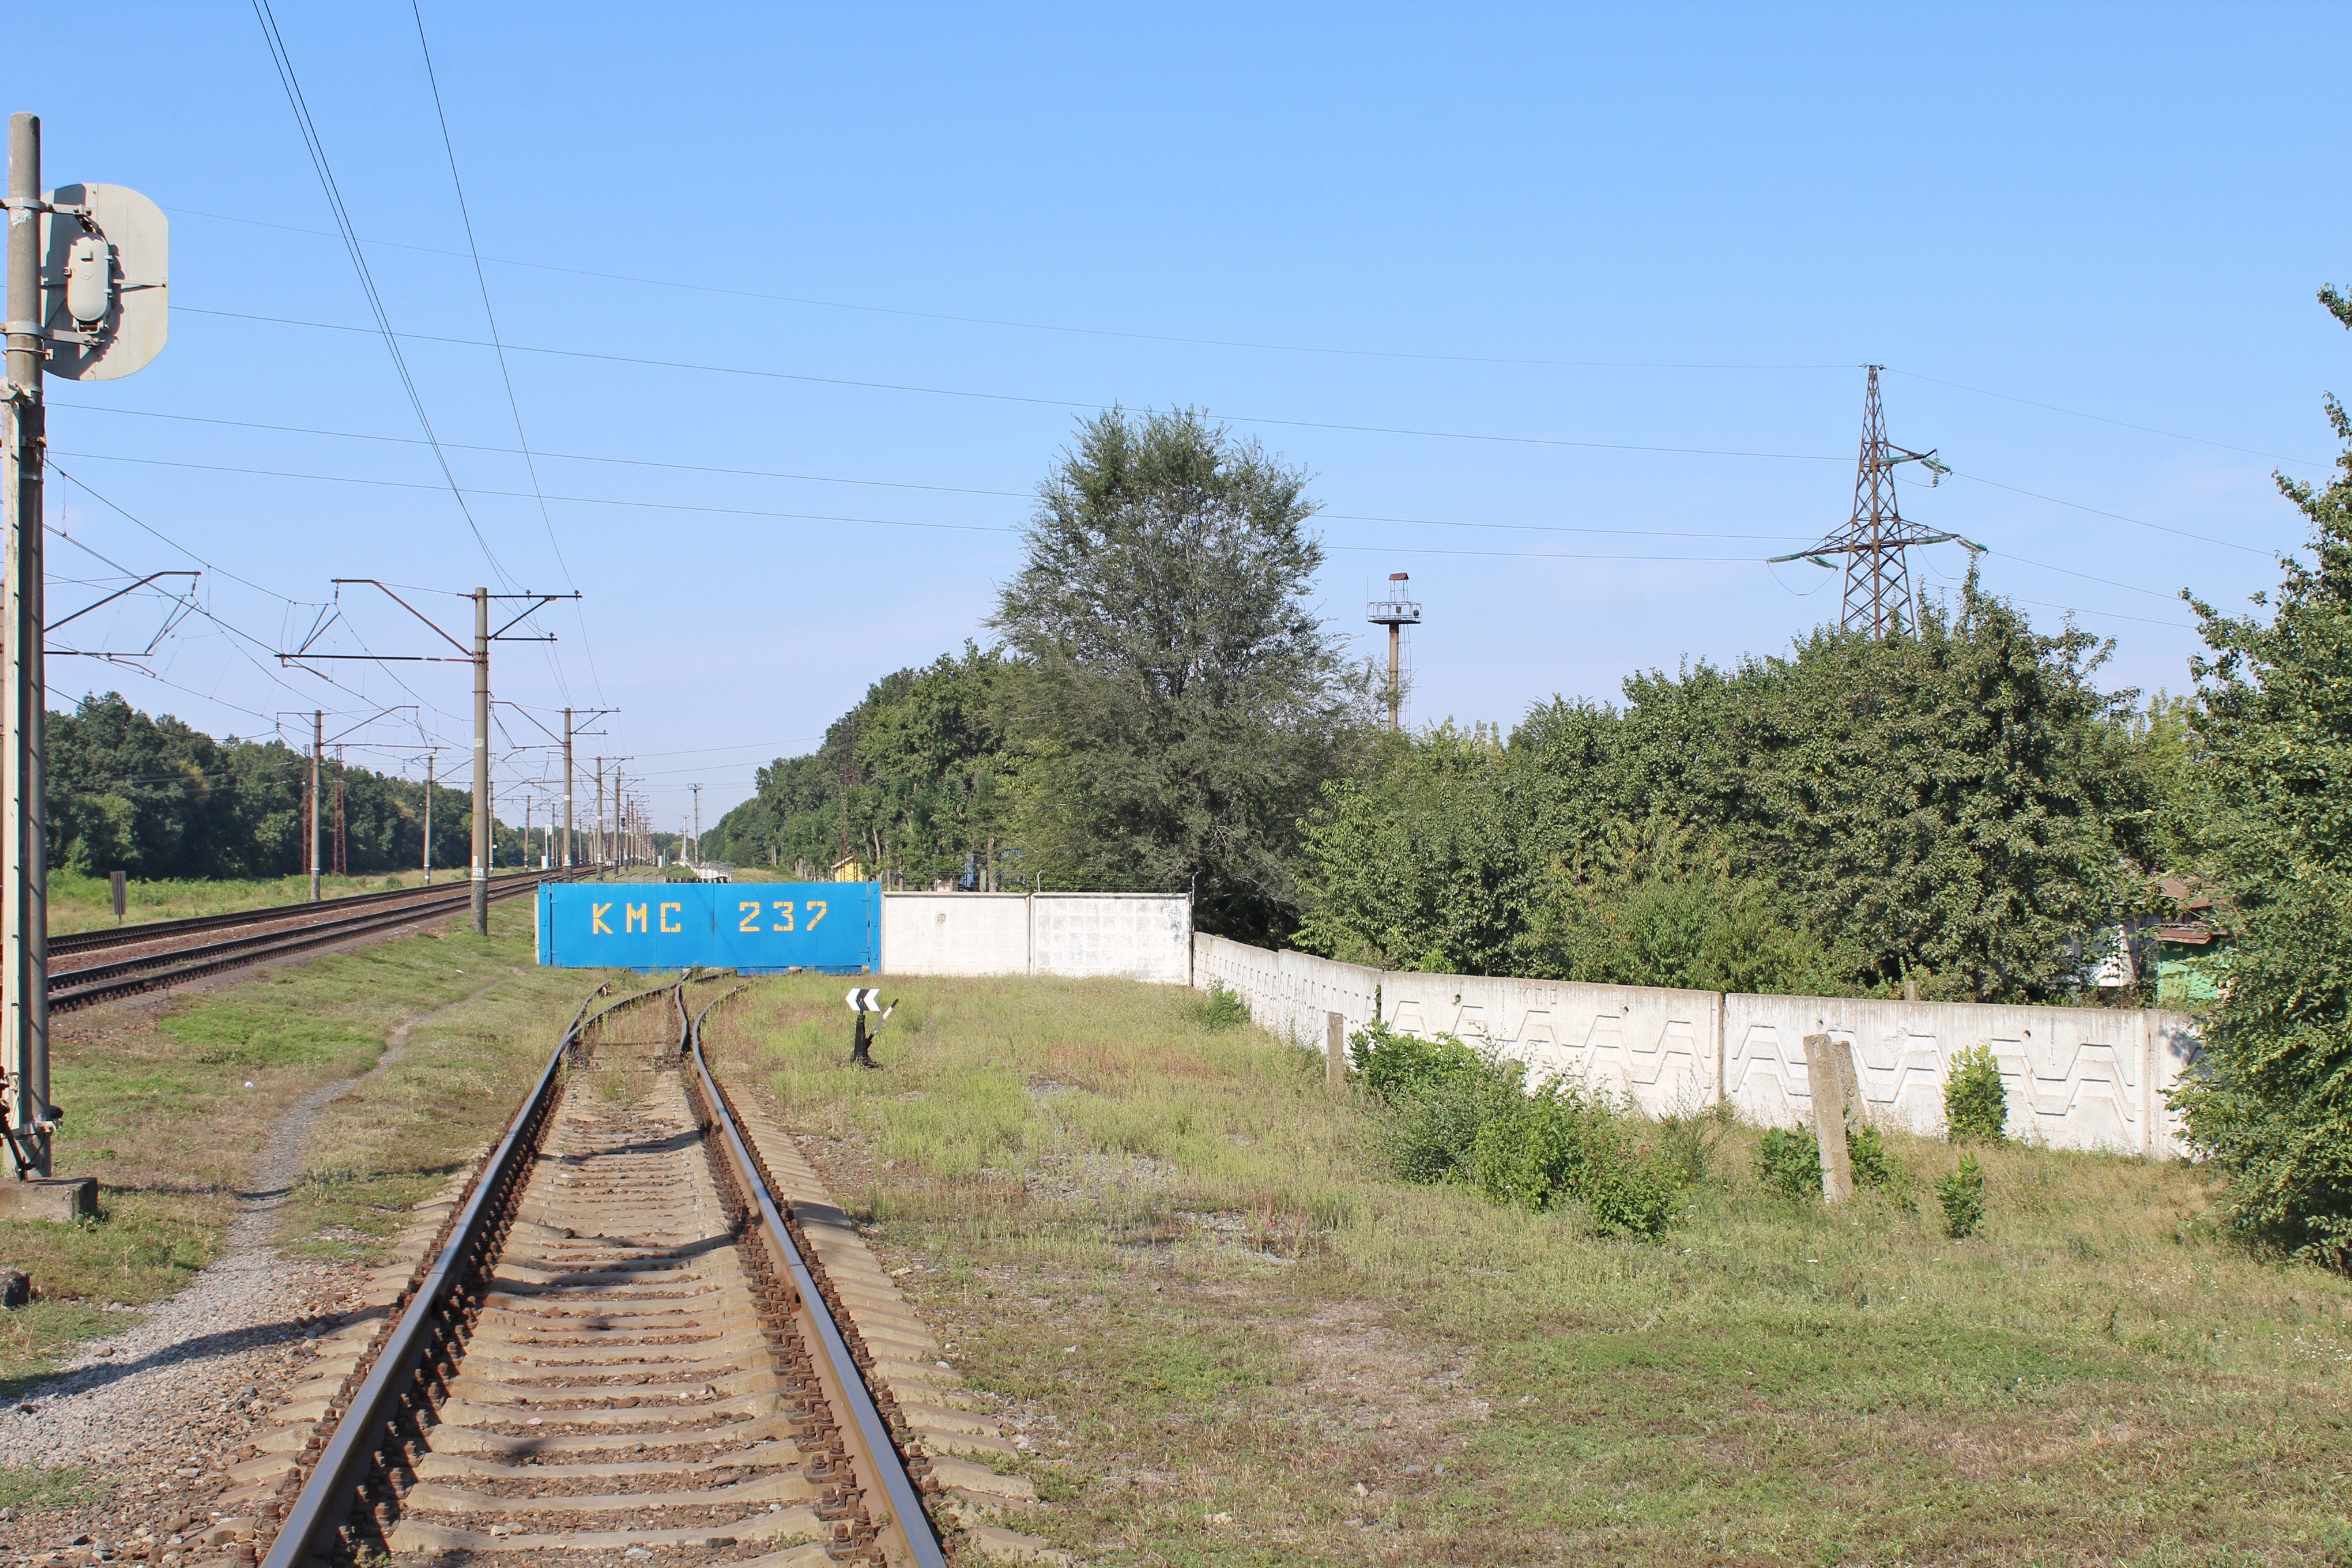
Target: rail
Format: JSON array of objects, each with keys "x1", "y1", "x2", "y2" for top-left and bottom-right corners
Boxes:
[
  {"x1": 50, "y1": 865, "x2": 579, "y2": 958},
  {"x1": 257, "y1": 975, "x2": 946, "y2": 1568},
  {"x1": 255, "y1": 978, "x2": 632, "y2": 1568},
  {"x1": 686, "y1": 987, "x2": 949, "y2": 1567},
  {"x1": 47, "y1": 869, "x2": 585, "y2": 1013}
]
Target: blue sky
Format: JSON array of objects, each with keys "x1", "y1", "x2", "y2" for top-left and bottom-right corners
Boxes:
[{"x1": 30, "y1": 1, "x2": 2351, "y2": 834}]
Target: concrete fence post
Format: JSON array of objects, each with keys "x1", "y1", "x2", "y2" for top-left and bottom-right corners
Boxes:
[
  {"x1": 1326, "y1": 1011, "x2": 1347, "y2": 1090},
  {"x1": 1804, "y1": 1032, "x2": 1857, "y2": 1204}
]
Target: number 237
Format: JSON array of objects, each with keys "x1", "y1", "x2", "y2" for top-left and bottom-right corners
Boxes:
[{"x1": 739, "y1": 900, "x2": 826, "y2": 934}]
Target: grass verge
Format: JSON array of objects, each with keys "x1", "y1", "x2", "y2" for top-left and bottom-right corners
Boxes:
[
  {"x1": 0, "y1": 901, "x2": 612, "y2": 1386},
  {"x1": 46, "y1": 868, "x2": 455, "y2": 935},
  {"x1": 702, "y1": 973, "x2": 2352, "y2": 1567}
]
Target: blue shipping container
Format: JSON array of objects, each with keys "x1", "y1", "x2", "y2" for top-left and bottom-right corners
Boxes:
[{"x1": 537, "y1": 881, "x2": 878, "y2": 973}]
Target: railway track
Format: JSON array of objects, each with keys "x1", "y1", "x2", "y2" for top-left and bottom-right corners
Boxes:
[
  {"x1": 252, "y1": 979, "x2": 954, "y2": 1568},
  {"x1": 45, "y1": 870, "x2": 589, "y2": 1014}
]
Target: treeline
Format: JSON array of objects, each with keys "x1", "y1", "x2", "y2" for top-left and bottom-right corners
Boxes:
[
  {"x1": 1298, "y1": 585, "x2": 2192, "y2": 1003},
  {"x1": 710, "y1": 408, "x2": 1362, "y2": 939},
  {"x1": 48, "y1": 691, "x2": 521, "y2": 881},
  {"x1": 714, "y1": 342, "x2": 2352, "y2": 1267}
]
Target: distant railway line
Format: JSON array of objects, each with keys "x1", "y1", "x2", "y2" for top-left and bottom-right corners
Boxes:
[{"x1": 45, "y1": 869, "x2": 589, "y2": 1013}]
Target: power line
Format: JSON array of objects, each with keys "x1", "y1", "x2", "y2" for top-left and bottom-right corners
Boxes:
[
  {"x1": 163, "y1": 203, "x2": 1848, "y2": 376},
  {"x1": 408, "y1": 0, "x2": 600, "y2": 715},
  {"x1": 57, "y1": 400, "x2": 2299, "y2": 557},
  {"x1": 247, "y1": 0, "x2": 514, "y2": 588},
  {"x1": 176, "y1": 305, "x2": 1850, "y2": 464},
  {"x1": 164, "y1": 203, "x2": 2323, "y2": 472},
  {"x1": 1886, "y1": 368, "x2": 2330, "y2": 470}
]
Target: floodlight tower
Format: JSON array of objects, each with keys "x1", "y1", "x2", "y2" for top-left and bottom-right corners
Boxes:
[{"x1": 1367, "y1": 572, "x2": 1421, "y2": 731}]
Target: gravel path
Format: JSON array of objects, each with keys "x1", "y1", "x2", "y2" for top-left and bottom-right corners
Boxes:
[{"x1": 0, "y1": 982, "x2": 500, "y2": 1544}]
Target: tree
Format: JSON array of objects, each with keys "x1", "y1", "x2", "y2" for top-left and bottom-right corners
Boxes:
[
  {"x1": 1299, "y1": 572, "x2": 2142, "y2": 1000},
  {"x1": 990, "y1": 409, "x2": 1370, "y2": 938},
  {"x1": 704, "y1": 646, "x2": 1016, "y2": 885},
  {"x1": 2173, "y1": 289, "x2": 2352, "y2": 1271}
]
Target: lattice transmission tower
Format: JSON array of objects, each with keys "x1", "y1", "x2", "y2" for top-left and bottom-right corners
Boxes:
[{"x1": 1771, "y1": 366, "x2": 1974, "y2": 638}]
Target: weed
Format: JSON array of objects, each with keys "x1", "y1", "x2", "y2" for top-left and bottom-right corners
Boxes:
[
  {"x1": 1938, "y1": 1152, "x2": 1987, "y2": 1238},
  {"x1": 1195, "y1": 982, "x2": 1250, "y2": 1032},
  {"x1": 1945, "y1": 1042, "x2": 2009, "y2": 1144},
  {"x1": 1755, "y1": 1120, "x2": 1906, "y2": 1202},
  {"x1": 1756, "y1": 1125, "x2": 1823, "y2": 1200}
]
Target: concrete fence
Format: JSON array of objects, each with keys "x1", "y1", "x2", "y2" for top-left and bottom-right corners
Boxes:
[
  {"x1": 881, "y1": 892, "x2": 1192, "y2": 984},
  {"x1": 1194, "y1": 933, "x2": 2200, "y2": 1158}
]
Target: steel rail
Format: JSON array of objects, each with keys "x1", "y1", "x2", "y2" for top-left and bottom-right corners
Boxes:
[
  {"x1": 687, "y1": 990, "x2": 949, "y2": 1568},
  {"x1": 256, "y1": 977, "x2": 668, "y2": 1568},
  {"x1": 46, "y1": 871, "x2": 567, "y2": 1012},
  {"x1": 50, "y1": 866, "x2": 580, "y2": 958}
]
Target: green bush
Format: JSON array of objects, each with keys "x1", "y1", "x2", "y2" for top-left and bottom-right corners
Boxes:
[
  {"x1": 1469, "y1": 1078, "x2": 1684, "y2": 1237},
  {"x1": 1936, "y1": 1153, "x2": 1987, "y2": 1238},
  {"x1": 1348, "y1": 1021, "x2": 1486, "y2": 1101},
  {"x1": 1754, "y1": 1126, "x2": 1822, "y2": 1200},
  {"x1": 1754, "y1": 1120, "x2": 1905, "y2": 1202},
  {"x1": 1196, "y1": 983, "x2": 1250, "y2": 1032},
  {"x1": 1944, "y1": 1043, "x2": 2009, "y2": 1144},
  {"x1": 1349, "y1": 1025, "x2": 1692, "y2": 1236}
]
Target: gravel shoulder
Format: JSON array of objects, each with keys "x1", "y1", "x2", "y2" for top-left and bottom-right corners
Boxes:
[{"x1": 0, "y1": 984, "x2": 508, "y2": 1565}]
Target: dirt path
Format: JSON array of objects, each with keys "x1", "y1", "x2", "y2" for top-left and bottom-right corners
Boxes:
[{"x1": 0, "y1": 982, "x2": 499, "y2": 1475}]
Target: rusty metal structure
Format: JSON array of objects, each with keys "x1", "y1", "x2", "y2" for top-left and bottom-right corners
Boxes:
[{"x1": 1772, "y1": 366, "x2": 1971, "y2": 638}]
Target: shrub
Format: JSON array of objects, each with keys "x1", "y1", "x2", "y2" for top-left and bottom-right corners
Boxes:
[
  {"x1": 1937, "y1": 1153, "x2": 1987, "y2": 1238},
  {"x1": 1196, "y1": 983, "x2": 1249, "y2": 1032},
  {"x1": 1469, "y1": 1078, "x2": 1684, "y2": 1236},
  {"x1": 1944, "y1": 1043, "x2": 2010, "y2": 1144},
  {"x1": 1350, "y1": 1025, "x2": 1693, "y2": 1236},
  {"x1": 1753, "y1": 1120, "x2": 1904, "y2": 1201},
  {"x1": 1348, "y1": 1021, "x2": 1485, "y2": 1101},
  {"x1": 1755, "y1": 1126, "x2": 1822, "y2": 1200}
]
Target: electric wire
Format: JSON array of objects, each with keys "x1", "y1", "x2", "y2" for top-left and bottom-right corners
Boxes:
[
  {"x1": 247, "y1": 0, "x2": 515, "y2": 589},
  {"x1": 408, "y1": 0, "x2": 600, "y2": 713},
  {"x1": 164, "y1": 203, "x2": 2323, "y2": 472},
  {"x1": 176, "y1": 305, "x2": 1850, "y2": 463}
]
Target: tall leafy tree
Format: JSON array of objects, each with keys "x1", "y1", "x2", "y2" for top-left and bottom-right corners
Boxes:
[
  {"x1": 1302, "y1": 574, "x2": 2143, "y2": 1000},
  {"x1": 2174, "y1": 289, "x2": 2352, "y2": 1271},
  {"x1": 990, "y1": 408, "x2": 1371, "y2": 938}
]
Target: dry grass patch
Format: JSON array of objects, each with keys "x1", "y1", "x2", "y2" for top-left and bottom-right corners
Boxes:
[{"x1": 702, "y1": 973, "x2": 2352, "y2": 1566}]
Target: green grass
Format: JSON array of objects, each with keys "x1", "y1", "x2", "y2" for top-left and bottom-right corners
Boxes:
[
  {"x1": 0, "y1": 902, "x2": 618, "y2": 1386},
  {"x1": 703, "y1": 973, "x2": 2352, "y2": 1567},
  {"x1": 45, "y1": 867, "x2": 449, "y2": 935}
]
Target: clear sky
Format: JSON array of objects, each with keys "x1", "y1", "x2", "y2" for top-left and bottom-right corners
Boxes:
[{"x1": 28, "y1": 1, "x2": 2351, "y2": 835}]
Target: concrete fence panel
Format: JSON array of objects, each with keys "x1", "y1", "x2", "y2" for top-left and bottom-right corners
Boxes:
[
  {"x1": 882, "y1": 892, "x2": 1032, "y2": 976},
  {"x1": 1377, "y1": 971, "x2": 1722, "y2": 1119},
  {"x1": 1722, "y1": 994, "x2": 2200, "y2": 1156},
  {"x1": 882, "y1": 892, "x2": 1191, "y2": 981},
  {"x1": 1030, "y1": 894, "x2": 1193, "y2": 983},
  {"x1": 1170, "y1": 932, "x2": 2208, "y2": 1159}
]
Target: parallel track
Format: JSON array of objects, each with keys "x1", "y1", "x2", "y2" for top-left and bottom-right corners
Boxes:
[
  {"x1": 46, "y1": 870, "x2": 589, "y2": 1014},
  {"x1": 255, "y1": 979, "x2": 948, "y2": 1568},
  {"x1": 50, "y1": 869, "x2": 568, "y2": 959}
]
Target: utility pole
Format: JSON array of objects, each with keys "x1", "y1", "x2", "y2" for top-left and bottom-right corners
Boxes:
[
  {"x1": 309, "y1": 709, "x2": 322, "y2": 902},
  {"x1": 592, "y1": 757, "x2": 603, "y2": 868},
  {"x1": 331, "y1": 746, "x2": 346, "y2": 877},
  {"x1": 615, "y1": 766, "x2": 625, "y2": 866},
  {"x1": 689, "y1": 782, "x2": 702, "y2": 869},
  {"x1": 1769, "y1": 367, "x2": 1972, "y2": 638},
  {"x1": 2, "y1": 114, "x2": 48, "y2": 1177},
  {"x1": 0, "y1": 116, "x2": 167, "y2": 1181},
  {"x1": 561, "y1": 708, "x2": 573, "y2": 869},
  {"x1": 422, "y1": 751, "x2": 434, "y2": 885},
  {"x1": 1365, "y1": 573, "x2": 1422, "y2": 731},
  {"x1": 470, "y1": 587, "x2": 489, "y2": 934}
]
